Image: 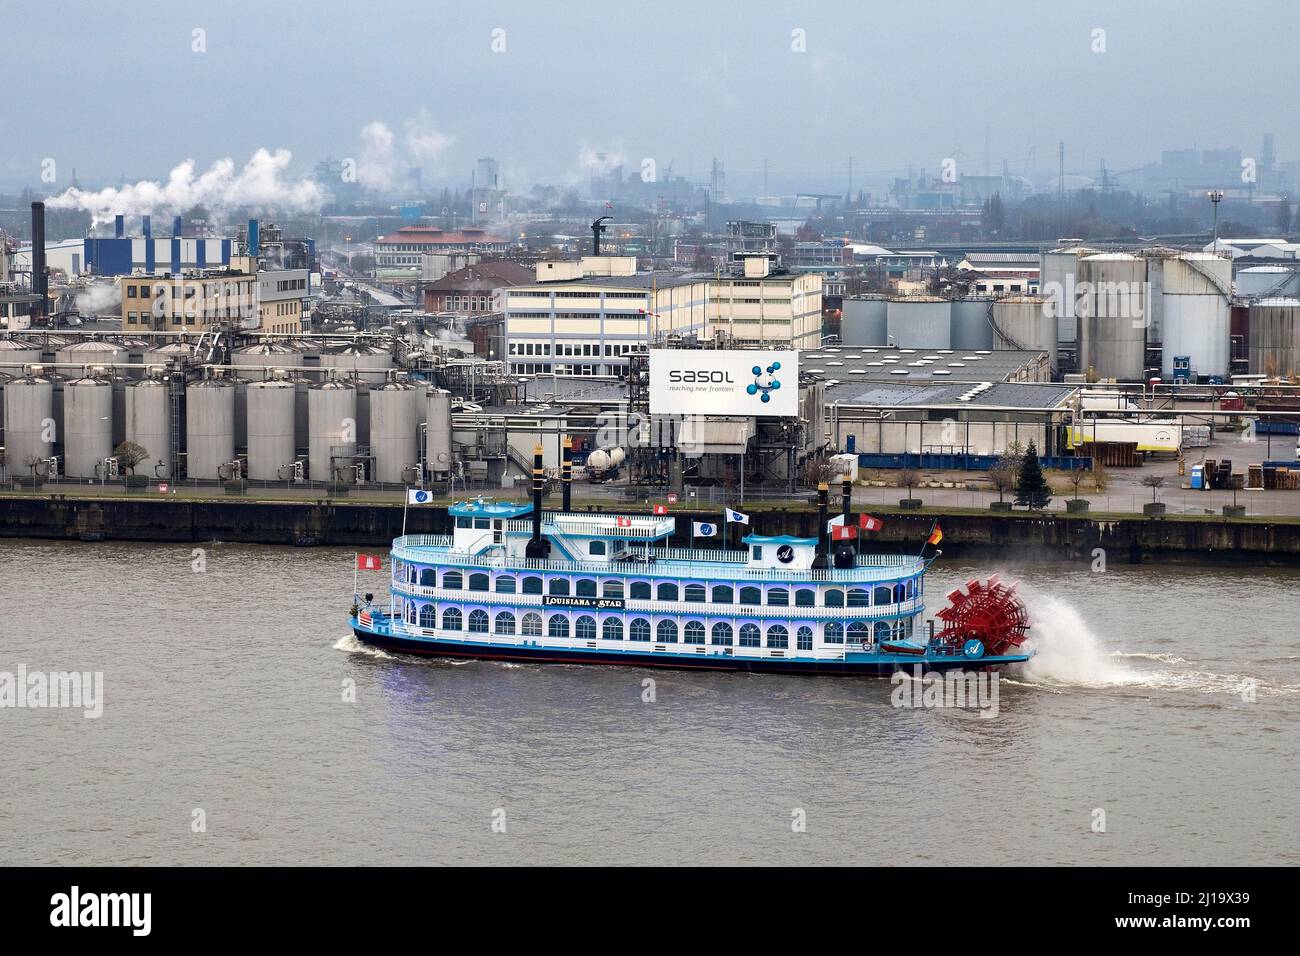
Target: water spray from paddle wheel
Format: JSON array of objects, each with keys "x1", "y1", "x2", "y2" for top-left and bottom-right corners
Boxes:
[{"x1": 935, "y1": 574, "x2": 1029, "y2": 657}]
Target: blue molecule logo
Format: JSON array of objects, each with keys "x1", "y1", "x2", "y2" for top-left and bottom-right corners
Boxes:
[{"x1": 746, "y1": 361, "x2": 782, "y2": 403}]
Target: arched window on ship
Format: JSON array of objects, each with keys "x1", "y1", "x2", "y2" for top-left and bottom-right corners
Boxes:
[
  {"x1": 657, "y1": 582, "x2": 679, "y2": 601},
  {"x1": 418, "y1": 605, "x2": 436, "y2": 629},
  {"x1": 495, "y1": 575, "x2": 516, "y2": 594},
  {"x1": 575, "y1": 616, "x2": 597, "y2": 640},
  {"x1": 602, "y1": 618, "x2": 624, "y2": 641},
  {"x1": 629, "y1": 618, "x2": 651, "y2": 642},
  {"x1": 576, "y1": 579, "x2": 597, "y2": 598},
  {"x1": 548, "y1": 615, "x2": 569, "y2": 638},
  {"x1": 873, "y1": 586, "x2": 892, "y2": 606},
  {"x1": 522, "y1": 576, "x2": 543, "y2": 595},
  {"x1": 589, "y1": 540, "x2": 606, "y2": 556},
  {"x1": 739, "y1": 586, "x2": 761, "y2": 606},
  {"x1": 442, "y1": 608, "x2": 462, "y2": 631},
  {"x1": 522, "y1": 613, "x2": 542, "y2": 636},
  {"x1": 494, "y1": 612, "x2": 516, "y2": 635},
  {"x1": 420, "y1": 568, "x2": 436, "y2": 587},
  {"x1": 548, "y1": 578, "x2": 570, "y2": 597},
  {"x1": 684, "y1": 584, "x2": 706, "y2": 603},
  {"x1": 468, "y1": 610, "x2": 489, "y2": 633},
  {"x1": 684, "y1": 621, "x2": 705, "y2": 644},
  {"x1": 739, "y1": 623, "x2": 761, "y2": 647},
  {"x1": 657, "y1": 620, "x2": 678, "y2": 643},
  {"x1": 711, "y1": 584, "x2": 733, "y2": 604},
  {"x1": 469, "y1": 573, "x2": 490, "y2": 592},
  {"x1": 602, "y1": 580, "x2": 624, "y2": 599},
  {"x1": 442, "y1": 571, "x2": 462, "y2": 590},
  {"x1": 824, "y1": 622, "x2": 844, "y2": 644},
  {"x1": 767, "y1": 625, "x2": 789, "y2": 649},
  {"x1": 630, "y1": 581, "x2": 651, "y2": 600},
  {"x1": 711, "y1": 622, "x2": 734, "y2": 646}
]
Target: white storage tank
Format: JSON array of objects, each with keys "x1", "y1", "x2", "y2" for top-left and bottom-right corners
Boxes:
[
  {"x1": 951, "y1": 297, "x2": 995, "y2": 350},
  {"x1": 308, "y1": 379, "x2": 357, "y2": 482},
  {"x1": 185, "y1": 374, "x2": 236, "y2": 480},
  {"x1": 1236, "y1": 265, "x2": 1300, "y2": 298},
  {"x1": 1248, "y1": 297, "x2": 1300, "y2": 376},
  {"x1": 1077, "y1": 253, "x2": 1147, "y2": 380},
  {"x1": 1039, "y1": 245, "x2": 1098, "y2": 346},
  {"x1": 369, "y1": 378, "x2": 422, "y2": 483},
  {"x1": 841, "y1": 295, "x2": 888, "y2": 346},
  {"x1": 232, "y1": 341, "x2": 302, "y2": 381},
  {"x1": 62, "y1": 374, "x2": 114, "y2": 478},
  {"x1": 3, "y1": 373, "x2": 55, "y2": 476},
  {"x1": 990, "y1": 295, "x2": 1058, "y2": 371},
  {"x1": 125, "y1": 376, "x2": 173, "y2": 478},
  {"x1": 1157, "y1": 253, "x2": 1232, "y2": 379},
  {"x1": 245, "y1": 379, "x2": 296, "y2": 480},
  {"x1": 320, "y1": 340, "x2": 393, "y2": 385},
  {"x1": 0, "y1": 337, "x2": 43, "y2": 371},
  {"x1": 143, "y1": 340, "x2": 194, "y2": 369},
  {"x1": 886, "y1": 296, "x2": 951, "y2": 349},
  {"x1": 425, "y1": 387, "x2": 452, "y2": 480},
  {"x1": 56, "y1": 338, "x2": 127, "y2": 375}
]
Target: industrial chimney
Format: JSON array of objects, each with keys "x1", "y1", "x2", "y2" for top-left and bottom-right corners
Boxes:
[
  {"x1": 591, "y1": 216, "x2": 610, "y2": 256},
  {"x1": 525, "y1": 443, "x2": 551, "y2": 559},
  {"x1": 30, "y1": 202, "x2": 46, "y2": 324},
  {"x1": 561, "y1": 436, "x2": 573, "y2": 512},
  {"x1": 812, "y1": 482, "x2": 829, "y2": 569}
]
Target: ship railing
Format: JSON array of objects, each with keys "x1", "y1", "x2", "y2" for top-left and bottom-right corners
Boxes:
[
  {"x1": 504, "y1": 517, "x2": 674, "y2": 540},
  {"x1": 388, "y1": 583, "x2": 924, "y2": 621}
]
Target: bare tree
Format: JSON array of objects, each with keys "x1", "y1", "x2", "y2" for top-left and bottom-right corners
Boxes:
[
  {"x1": 1141, "y1": 474, "x2": 1164, "y2": 503},
  {"x1": 898, "y1": 468, "x2": 919, "y2": 500},
  {"x1": 804, "y1": 457, "x2": 842, "y2": 488},
  {"x1": 988, "y1": 451, "x2": 1018, "y2": 504},
  {"x1": 1091, "y1": 461, "x2": 1110, "y2": 493},
  {"x1": 113, "y1": 440, "x2": 149, "y2": 476}
]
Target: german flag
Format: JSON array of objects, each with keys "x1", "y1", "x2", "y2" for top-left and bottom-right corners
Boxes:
[{"x1": 927, "y1": 524, "x2": 943, "y2": 546}]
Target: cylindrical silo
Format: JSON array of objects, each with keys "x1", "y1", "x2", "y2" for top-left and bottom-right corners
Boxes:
[
  {"x1": 1158, "y1": 254, "x2": 1232, "y2": 379},
  {"x1": 369, "y1": 379, "x2": 422, "y2": 483},
  {"x1": 125, "y1": 377, "x2": 173, "y2": 478},
  {"x1": 1039, "y1": 246, "x2": 1098, "y2": 346},
  {"x1": 62, "y1": 375, "x2": 115, "y2": 478},
  {"x1": 990, "y1": 296, "x2": 1058, "y2": 372},
  {"x1": 425, "y1": 387, "x2": 452, "y2": 480},
  {"x1": 886, "y1": 296, "x2": 951, "y2": 349},
  {"x1": 246, "y1": 379, "x2": 296, "y2": 480},
  {"x1": 951, "y1": 297, "x2": 995, "y2": 350},
  {"x1": 841, "y1": 295, "x2": 888, "y2": 346},
  {"x1": 3, "y1": 374, "x2": 54, "y2": 476},
  {"x1": 320, "y1": 341, "x2": 393, "y2": 385},
  {"x1": 185, "y1": 375, "x2": 236, "y2": 479},
  {"x1": 232, "y1": 341, "x2": 302, "y2": 382},
  {"x1": 56, "y1": 338, "x2": 126, "y2": 375},
  {"x1": 1248, "y1": 298, "x2": 1300, "y2": 376},
  {"x1": 1236, "y1": 265, "x2": 1300, "y2": 299},
  {"x1": 1077, "y1": 253, "x2": 1147, "y2": 380},
  {"x1": 0, "y1": 337, "x2": 42, "y2": 372},
  {"x1": 308, "y1": 380, "x2": 358, "y2": 482},
  {"x1": 143, "y1": 340, "x2": 194, "y2": 369}
]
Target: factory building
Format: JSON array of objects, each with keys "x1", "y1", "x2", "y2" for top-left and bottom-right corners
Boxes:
[
  {"x1": 706, "y1": 256, "x2": 823, "y2": 349},
  {"x1": 422, "y1": 260, "x2": 532, "y2": 315},
  {"x1": 83, "y1": 216, "x2": 233, "y2": 277},
  {"x1": 373, "y1": 225, "x2": 509, "y2": 275}
]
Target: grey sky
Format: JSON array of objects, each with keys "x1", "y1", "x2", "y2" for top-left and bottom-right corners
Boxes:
[{"x1": 4, "y1": 0, "x2": 1296, "y2": 194}]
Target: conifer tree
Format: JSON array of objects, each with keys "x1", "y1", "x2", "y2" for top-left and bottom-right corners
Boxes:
[{"x1": 1014, "y1": 440, "x2": 1052, "y2": 511}]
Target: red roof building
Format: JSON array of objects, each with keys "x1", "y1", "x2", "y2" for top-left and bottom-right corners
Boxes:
[
  {"x1": 374, "y1": 226, "x2": 509, "y2": 268},
  {"x1": 422, "y1": 260, "x2": 534, "y2": 314}
]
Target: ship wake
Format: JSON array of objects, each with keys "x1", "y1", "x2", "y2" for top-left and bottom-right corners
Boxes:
[{"x1": 332, "y1": 632, "x2": 394, "y2": 659}]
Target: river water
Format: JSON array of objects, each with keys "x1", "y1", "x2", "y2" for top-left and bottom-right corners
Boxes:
[{"x1": 2, "y1": 539, "x2": 1296, "y2": 866}]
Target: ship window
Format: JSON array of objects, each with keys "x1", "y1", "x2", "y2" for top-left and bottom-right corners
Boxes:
[
  {"x1": 848, "y1": 622, "x2": 870, "y2": 645},
  {"x1": 442, "y1": 608, "x2": 462, "y2": 631},
  {"x1": 468, "y1": 610, "x2": 489, "y2": 633},
  {"x1": 495, "y1": 612, "x2": 516, "y2": 635},
  {"x1": 657, "y1": 582, "x2": 679, "y2": 601},
  {"x1": 575, "y1": 616, "x2": 597, "y2": 640},
  {"x1": 874, "y1": 621, "x2": 891, "y2": 641},
  {"x1": 768, "y1": 587, "x2": 789, "y2": 607},
  {"x1": 739, "y1": 624, "x2": 761, "y2": 647},
  {"x1": 894, "y1": 583, "x2": 906, "y2": 603},
  {"x1": 824, "y1": 622, "x2": 844, "y2": 644},
  {"x1": 523, "y1": 576, "x2": 543, "y2": 595},
  {"x1": 420, "y1": 568, "x2": 436, "y2": 587},
  {"x1": 629, "y1": 618, "x2": 651, "y2": 642},
  {"x1": 548, "y1": 578, "x2": 570, "y2": 596},
  {"x1": 797, "y1": 626, "x2": 813, "y2": 651},
  {"x1": 469, "y1": 573, "x2": 490, "y2": 592},
  {"x1": 766, "y1": 625, "x2": 789, "y2": 649},
  {"x1": 684, "y1": 621, "x2": 705, "y2": 644},
  {"x1": 711, "y1": 622, "x2": 734, "y2": 646},
  {"x1": 630, "y1": 581, "x2": 651, "y2": 600},
  {"x1": 442, "y1": 571, "x2": 462, "y2": 590},
  {"x1": 495, "y1": 575, "x2": 516, "y2": 594},
  {"x1": 657, "y1": 620, "x2": 678, "y2": 643},
  {"x1": 548, "y1": 615, "x2": 569, "y2": 638},
  {"x1": 751, "y1": 546, "x2": 763, "y2": 560},
  {"x1": 408, "y1": 566, "x2": 417, "y2": 585},
  {"x1": 602, "y1": 618, "x2": 624, "y2": 641},
  {"x1": 795, "y1": 588, "x2": 815, "y2": 607},
  {"x1": 684, "y1": 584, "x2": 706, "y2": 603},
  {"x1": 825, "y1": 589, "x2": 844, "y2": 607},
  {"x1": 873, "y1": 586, "x2": 892, "y2": 606},
  {"x1": 711, "y1": 584, "x2": 733, "y2": 604},
  {"x1": 576, "y1": 579, "x2": 597, "y2": 597},
  {"x1": 589, "y1": 540, "x2": 606, "y2": 555},
  {"x1": 906, "y1": 579, "x2": 914, "y2": 599},
  {"x1": 848, "y1": 587, "x2": 870, "y2": 607},
  {"x1": 739, "y1": 586, "x2": 761, "y2": 606},
  {"x1": 418, "y1": 604, "x2": 436, "y2": 628},
  {"x1": 522, "y1": 613, "x2": 542, "y2": 636},
  {"x1": 456, "y1": 517, "x2": 471, "y2": 529},
  {"x1": 474, "y1": 518, "x2": 490, "y2": 529},
  {"x1": 602, "y1": 580, "x2": 624, "y2": 599}
]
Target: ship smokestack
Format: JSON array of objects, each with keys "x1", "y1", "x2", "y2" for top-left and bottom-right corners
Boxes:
[
  {"x1": 813, "y1": 481, "x2": 829, "y2": 569},
  {"x1": 834, "y1": 474, "x2": 855, "y2": 569},
  {"x1": 561, "y1": 435, "x2": 572, "y2": 512},
  {"x1": 526, "y1": 443, "x2": 551, "y2": 559},
  {"x1": 30, "y1": 202, "x2": 46, "y2": 324}
]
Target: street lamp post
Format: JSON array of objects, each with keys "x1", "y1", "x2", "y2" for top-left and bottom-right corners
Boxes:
[{"x1": 1208, "y1": 190, "x2": 1224, "y2": 256}]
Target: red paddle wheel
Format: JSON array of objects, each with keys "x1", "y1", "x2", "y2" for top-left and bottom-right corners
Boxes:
[{"x1": 934, "y1": 574, "x2": 1030, "y2": 657}]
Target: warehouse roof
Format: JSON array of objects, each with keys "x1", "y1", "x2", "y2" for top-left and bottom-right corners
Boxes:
[
  {"x1": 802, "y1": 346, "x2": 1045, "y2": 385},
  {"x1": 822, "y1": 380, "x2": 1076, "y2": 410}
]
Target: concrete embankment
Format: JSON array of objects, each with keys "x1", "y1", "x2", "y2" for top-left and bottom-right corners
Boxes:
[{"x1": 1, "y1": 494, "x2": 1299, "y2": 563}]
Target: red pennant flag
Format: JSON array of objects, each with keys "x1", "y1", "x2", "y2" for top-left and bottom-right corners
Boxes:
[
  {"x1": 832, "y1": 524, "x2": 857, "y2": 541},
  {"x1": 653, "y1": 504, "x2": 668, "y2": 515},
  {"x1": 859, "y1": 514, "x2": 883, "y2": 532},
  {"x1": 616, "y1": 516, "x2": 632, "y2": 527},
  {"x1": 356, "y1": 554, "x2": 382, "y2": 571}
]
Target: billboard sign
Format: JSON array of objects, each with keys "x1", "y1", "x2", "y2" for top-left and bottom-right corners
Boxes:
[{"x1": 649, "y1": 349, "x2": 799, "y2": 416}]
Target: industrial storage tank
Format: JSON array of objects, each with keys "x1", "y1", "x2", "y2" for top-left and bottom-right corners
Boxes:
[
  {"x1": 886, "y1": 296, "x2": 952, "y2": 349},
  {"x1": 245, "y1": 379, "x2": 296, "y2": 480},
  {"x1": 1077, "y1": 253, "x2": 1147, "y2": 380},
  {"x1": 368, "y1": 378, "x2": 422, "y2": 483},
  {"x1": 143, "y1": 340, "x2": 194, "y2": 369},
  {"x1": 320, "y1": 340, "x2": 393, "y2": 385},
  {"x1": 308, "y1": 379, "x2": 358, "y2": 482},
  {"x1": 55, "y1": 338, "x2": 127, "y2": 375},
  {"x1": 1156, "y1": 253, "x2": 1232, "y2": 379},
  {"x1": 425, "y1": 387, "x2": 452, "y2": 480},
  {"x1": 0, "y1": 336, "x2": 42, "y2": 371},
  {"x1": 62, "y1": 374, "x2": 115, "y2": 478},
  {"x1": 951, "y1": 297, "x2": 995, "y2": 350},
  {"x1": 3, "y1": 374, "x2": 54, "y2": 476},
  {"x1": 1039, "y1": 245, "x2": 1098, "y2": 346},
  {"x1": 124, "y1": 377, "x2": 173, "y2": 478},
  {"x1": 1236, "y1": 265, "x2": 1300, "y2": 299},
  {"x1": 840, "y1": 295, "x2": 888, "y2": 346},
  {"x1": 185, "y1": 374, "x2": 236, "y2": 480},
  {"x1": 1247, "y1": 297, "x2": 1300, "y2": 376},
  {"x1": 232, "y1": 341, "x2": 302, "y2": 381},
  {"x1": 990, "y1": 296, "x2": 1058, "y2": 371}
]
